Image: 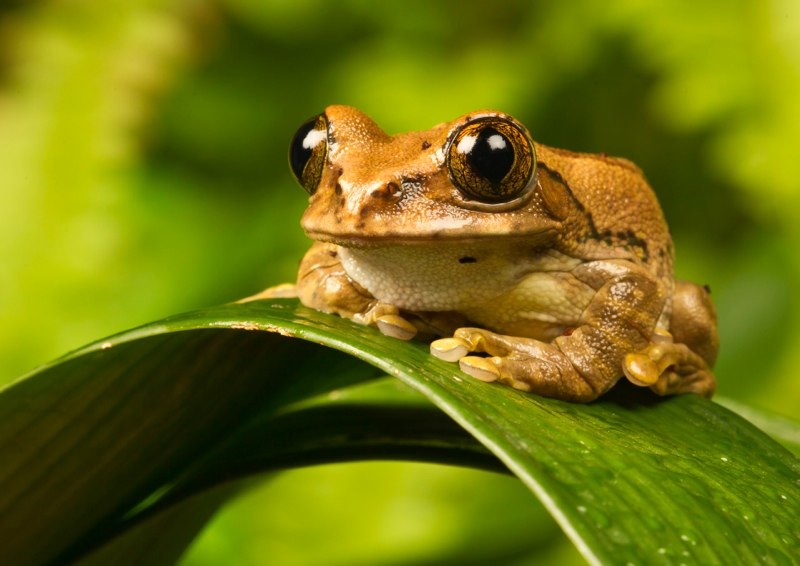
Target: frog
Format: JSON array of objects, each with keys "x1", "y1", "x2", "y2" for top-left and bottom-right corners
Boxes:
[{"x1": 246, "y1": 105, "x2": 718, "y2": 402}]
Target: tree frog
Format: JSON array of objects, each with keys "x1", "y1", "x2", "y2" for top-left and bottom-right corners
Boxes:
[{"x1": 248, "y1": 105, "x2": 718, "y2": 402}]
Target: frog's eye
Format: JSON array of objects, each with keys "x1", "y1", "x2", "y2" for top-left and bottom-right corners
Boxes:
[
  {"x1": 446, "y1": 117, "x2": 535, "y2": 204},
  {"x1": 289, "y1": 114, "x2": 329, "y2": 195}
]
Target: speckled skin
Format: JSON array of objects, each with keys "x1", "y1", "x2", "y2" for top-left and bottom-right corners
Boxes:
[{"x1": 267, "y1": 105, "x2": 718, "y2": 402}]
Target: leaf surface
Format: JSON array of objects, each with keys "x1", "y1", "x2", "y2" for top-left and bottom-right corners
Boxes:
[{"x1": 0, "y1": 299, "x2": 797, "y2": 564}]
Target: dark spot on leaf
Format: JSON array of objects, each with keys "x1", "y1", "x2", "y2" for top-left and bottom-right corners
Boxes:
[{"x1": 458, "y1": 256, "x2": 477, "y2": 264}]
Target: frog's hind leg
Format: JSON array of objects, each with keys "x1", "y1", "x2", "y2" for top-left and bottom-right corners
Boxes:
[
  {"x1": 623, "y1": 338, "x2": 716, "y2": 398},
  {"x1": 431, "y1": 328, "x2": 602, "y2": 402},
  {"x1": 433, "y1": 326, "x2": 716, "y2": 401},
  {"x1": 430, "y1": 261, "x2": 718, "y2": 402},
  {"x1": 670, "y1": 280, "x2": 719, "y2": 368},
  {"x1": 431, "y1": 260, "x2": 671, "y2": 402}
]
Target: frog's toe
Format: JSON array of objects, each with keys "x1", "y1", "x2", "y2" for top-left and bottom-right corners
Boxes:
[
  {"x1": 460, "y1": 356, "x2": 538, "y2": 392},
  {"x1": 622, "y1": 352, "x2": 660, "y2": 386},
  {"x1": 459, "y1": 356, "x2": 501, "y2": 382},
  {"x1": 451, "y1": 327, "x2": 515, "y2": 357},
  {"x1": 623, "y1": 341, "x2": 716, "y2": 398},
  {"x1": 376, "y1": 315, "x2": 417, "y2": 340},
  {"x1": 430, "y1": 337, "x2": 470, "y2": 362}
]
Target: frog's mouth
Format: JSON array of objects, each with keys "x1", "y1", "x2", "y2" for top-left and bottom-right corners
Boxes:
[{"x1": 304, "y1": 225, "x2": 560, "y2": 249}]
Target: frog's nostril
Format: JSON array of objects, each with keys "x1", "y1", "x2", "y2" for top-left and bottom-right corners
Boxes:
[{"x1": 370, "y1": 182, "x2": 403, "y2": 202}]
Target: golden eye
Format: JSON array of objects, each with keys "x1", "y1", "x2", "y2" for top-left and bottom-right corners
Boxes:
[
  {"x1": 446, "y1": 116, "x2": 535, "y2": 203},
  {"x1": 288, "y1": 114, "x2": 328, "y2": 195}
]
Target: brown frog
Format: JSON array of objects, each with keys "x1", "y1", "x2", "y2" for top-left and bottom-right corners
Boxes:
[{"x1": 248, "y1": 105, "x2": 718, "y2": 402}]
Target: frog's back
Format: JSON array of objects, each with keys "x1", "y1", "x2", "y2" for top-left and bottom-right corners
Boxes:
[{"x1": 534, "y1": 143, "x2": 673, "y2": 282}]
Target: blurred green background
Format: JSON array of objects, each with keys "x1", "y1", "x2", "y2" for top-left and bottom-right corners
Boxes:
[{"x1": 1, "y1": 0, "x2": 798, "y2": 563}]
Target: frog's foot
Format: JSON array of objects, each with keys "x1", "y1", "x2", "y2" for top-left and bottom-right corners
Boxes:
[
  {"x1": 431, "y1": 327, "x2": 598, "y2": 401},
  {"x1": 623, "y1": 337, "x2": 716, "y2": 398},
  {"x1": 430, "y1": 333, "x2": 529, "y2": 389},
  {"x1": 355, "y1": 302, "x2": 418, "y2": 340},
  {"x1": 238, "y1": 283, "x2": 297, "y2": 303}
]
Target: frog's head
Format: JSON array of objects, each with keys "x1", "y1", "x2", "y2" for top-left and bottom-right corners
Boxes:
[{"x1": 289, "y1": 105, "x2": 573, "y2": 247}]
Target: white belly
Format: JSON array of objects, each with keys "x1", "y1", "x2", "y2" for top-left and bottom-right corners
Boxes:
[{"x1": 339, "y1": 243, "x2": 594, "y2": 332}]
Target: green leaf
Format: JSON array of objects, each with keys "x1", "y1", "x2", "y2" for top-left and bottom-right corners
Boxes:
[
  {"x1": 0, "y1": 303, "x2": 377, "y2": 564},
  {"x1": 1, "y1": 299, "x2": 798, "y2": 564},
  {"x1": 717, "y1": 397, "x2": 800, "y2": 455},
  {"x1": 76, "y1": 484, "x2": 236, "y2": 566}
]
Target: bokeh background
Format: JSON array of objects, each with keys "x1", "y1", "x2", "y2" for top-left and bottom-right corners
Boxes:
[{"x1": 1, "y1": 1, "x2": 798, "y2": 563}]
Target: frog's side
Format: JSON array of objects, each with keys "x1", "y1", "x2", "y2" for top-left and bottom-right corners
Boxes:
[{"x1": 249, "y1": 105, "x2": 718, "y2": 402}]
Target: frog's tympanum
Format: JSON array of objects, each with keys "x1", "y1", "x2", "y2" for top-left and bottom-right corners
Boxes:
[{"x1": 250, "y1": 105, "x2": 719, "y2": 402}]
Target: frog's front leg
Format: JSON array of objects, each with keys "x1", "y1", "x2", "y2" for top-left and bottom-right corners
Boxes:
[
  {"x1": 431, "y1": 260, "x2": 666, "y2": 402},
  {"x1": 292, "y1": 242, "x2": 420, "y2": 340}
]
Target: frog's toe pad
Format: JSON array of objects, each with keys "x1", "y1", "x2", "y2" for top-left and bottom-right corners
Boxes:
[
  {"x1": 623, "y1": 352, "x2": 659, "y2": 386},
  {"x1": 430, "y1": 337, "x2": 470, "y2": 362},
  {"x1": 459, "y1": 356, "x2": 500, "y2": 382},
  {"x1": 377, "y1": 315, "x2": 417, "y2": 341}
]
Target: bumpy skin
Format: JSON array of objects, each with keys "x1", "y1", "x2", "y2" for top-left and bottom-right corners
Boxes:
[{"x1": 253, "y1": 105, "x2": 718, "y2": 402}]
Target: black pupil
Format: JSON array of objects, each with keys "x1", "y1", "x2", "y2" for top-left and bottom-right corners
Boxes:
[
  {"x1": 289, "y1": 118, "x2": 319, "y2": 181},
  {"x1": 469, "y1": 127, "x2": 514, "y2": 184}
]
